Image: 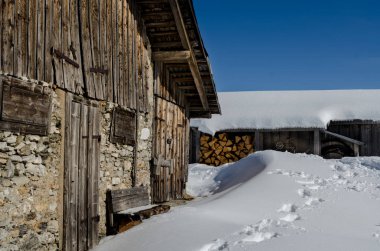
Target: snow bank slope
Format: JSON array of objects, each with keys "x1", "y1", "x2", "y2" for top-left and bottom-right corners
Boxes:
[
  {"x1": 191, "y1": 90, "x2": 380, "y2": 134},
  {"x1": 94, "y1": 151, "x2": 380, "y2": 251}
]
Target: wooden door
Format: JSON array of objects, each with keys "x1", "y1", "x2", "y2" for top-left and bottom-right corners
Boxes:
[
  {"x1": 152, "y1": 97, "x2": 189, "y2": 203},
  {"x1": 64, "y1": 94, "x2": 100, "y2": 251}
]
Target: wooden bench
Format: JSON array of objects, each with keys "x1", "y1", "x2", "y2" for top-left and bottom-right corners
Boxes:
[{"x1": 106, "y1": 186, "x2": 170, "y2": 235}]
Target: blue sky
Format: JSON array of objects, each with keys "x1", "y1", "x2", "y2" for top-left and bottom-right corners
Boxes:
[{"x1": 193, "y1": 0, "x2": 380, "y2": 91}]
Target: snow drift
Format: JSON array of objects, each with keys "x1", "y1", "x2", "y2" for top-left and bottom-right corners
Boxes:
[
  {"x1": 94, "y1": 151, "x2": 380, "y2": 251},
  {"x1": 191, "y1": 90, "x2": 380, "y2": 135}
]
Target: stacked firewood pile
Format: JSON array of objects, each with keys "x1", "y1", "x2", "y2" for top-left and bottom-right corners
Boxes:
[{"x1": 199, "y1": 133, "x2": 254, "y2": 166}]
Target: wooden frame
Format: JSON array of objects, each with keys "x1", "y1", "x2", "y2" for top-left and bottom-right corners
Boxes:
[
  {"x1": 0, "y1": 76, "x2": 52, "y2": 136},
  {"x1": 110, "y1": 107, "x2": 136, "y2": 146}
]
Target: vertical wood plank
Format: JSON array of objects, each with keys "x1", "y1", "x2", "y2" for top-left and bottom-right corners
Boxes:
[
  {"x1": 86, "y1": 103, "x2": 94, "y2": 248},
  {"x1": 314, "y1": 129, "x2": 321, "y2": 155},
  {"x1": 14, "y1": 0, "x2": 28, "y2": 76},
  {"x1": 90, "y1": 0, "x2": 102, "y2": 99},
  {"x1": 37, "y1": 0, "x2": 46, "y2": 81},
  {"x1": 127, "y1": 0, "x2": 133, "y2": 108},
  {"x1": 70, "y1": 101, "x2": 81, "y2": 251},
  {"x1": 63, "y1": 93, "x2": 72, "y2": 251},
  {"x1": 117, "y1": 0, "x2": 124, "y2": 106},
  {"x1": 13, "y1": 0, "x2": 20, "y2": 75},
  {"x1": 52, "y1": 0, "x2": 64, "y2": 87},
  {"x1": 89, "y1": 105, "x2": 100, "y2": 248},
  {"x1": 2, "y1": 0, "x2": 15, "y2": 74},
  {"x1": 137, "y1": 16, "x2": 143, "y2": 112},
  {"x1": 98, "y1": 0, "x2": 106, "y2": 99},
  {"x1": 112, "y1": 0, "x2": 118, "y2": 103},
  {"x1": 44, "y1": 0, "x2": 53, "y2": 83},
  {"x1": 70, "y1": 0, "x2": 84, "y2": 94},
  {"x1": 78, "y1": 103, "x2": 89, "y2": 251},
  {"x1": 132, "y1": 0, "x2": 137, "y2": 109},
  {"x1": 105, "y1": 0, "x2": 113, "y2": 101},
  {"x1": 61, "y1": 0, "x2": 70, "y2": 90},
  {"x1": 82, "y1": 0, "x2": 96, "y2": 98},
  {"x1": 27, "y1": 0, "x2": 37, "y2": 79}
]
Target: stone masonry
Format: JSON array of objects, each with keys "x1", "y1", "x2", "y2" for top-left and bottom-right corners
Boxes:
[{"x1": 0, "y1": 90, "x2": 64, "y2": 251}]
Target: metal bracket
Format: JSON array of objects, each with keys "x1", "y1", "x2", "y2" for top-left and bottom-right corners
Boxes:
[{"x1": 51, "y1": 47, "x2": 80, "y2": 68}]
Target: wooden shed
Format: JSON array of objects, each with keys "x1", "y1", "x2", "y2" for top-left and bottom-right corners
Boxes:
[
  {"x1": 0, "y1": 0, "x2": 220, "y2": 250},
  {"x1": 190, "y1": 91, "x2": 380, "y2": 165}
]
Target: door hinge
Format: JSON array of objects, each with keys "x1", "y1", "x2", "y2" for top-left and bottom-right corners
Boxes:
[{"x1": 92, "y1": 215, "x2": 100, "y2": 222}]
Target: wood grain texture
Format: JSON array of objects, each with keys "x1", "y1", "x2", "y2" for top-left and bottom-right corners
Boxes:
[{"x1": 64, "y1": 94, "x2": 100, "y2": 251}]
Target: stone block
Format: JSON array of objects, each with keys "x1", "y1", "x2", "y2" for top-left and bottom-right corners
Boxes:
[
  {"x1": 12, "y1": 177, "x2": 30, "y2": 186},
  {"x1": 47, "y1": 220, "x2": 59, "y2": 233},
  {"x1": 5, "y1": 135, "x2": 17, "y2": 144},
  {"x1": 10, "y1": 155, "x2": 23, "y2": 163},
  {"x1": 112, "y1": 177, "x2": 121, "y2": 185}
]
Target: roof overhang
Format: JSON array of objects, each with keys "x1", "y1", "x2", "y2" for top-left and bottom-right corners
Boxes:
[{"x1": 136, "y1": 0, "x2": 221, "y2": 118}]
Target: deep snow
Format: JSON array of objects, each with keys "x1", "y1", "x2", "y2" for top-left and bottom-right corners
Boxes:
[
  {"x1": 94, "y1": 151, "x2": 380, "y2": 251},
  {"x1": 191, "y1": 90, "x2": 380, "y2": 135}
]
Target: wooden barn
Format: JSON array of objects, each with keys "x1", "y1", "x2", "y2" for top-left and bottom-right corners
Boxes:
[
  {"x1": 0, "y1": 0, "x2": 220, "y2": 250},
  {"x1": 190, "y1": 91, "x2": 380, "y2": 166}
]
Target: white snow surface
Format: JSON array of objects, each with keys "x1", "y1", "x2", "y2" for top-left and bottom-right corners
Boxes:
[
  {"x1": 94, "y1": 151, "x2": 380, "y2": 251},
  {"x1": 191, "y1": 90, "x2": 380, "y2": 135}
]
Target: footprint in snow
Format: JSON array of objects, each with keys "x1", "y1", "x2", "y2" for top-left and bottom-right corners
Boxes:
[
  {"x1": 238, "y1": 219, "x2": 280, "y2": 244},
  {"x1": 199, "y1": 239, "x2": 229, "y2": 251},
  {"x1": 297, "y1": 188, "x2": 311, "y2": 198},
  {"x1": 242, "y1": 232, "x2": 278, "y2": 243},
  {"x1": 373, "y1": 233, "x2": 380, "y2": 240},
  {"x1": 304, "y1": 197, "x2": 324, "y2": 207},
  {"x1": 280, "y1": 214, "x2": 301, "y2": 222},
  {"x1": 277, "y1": 203, "x2": 297, "y2": 213}
]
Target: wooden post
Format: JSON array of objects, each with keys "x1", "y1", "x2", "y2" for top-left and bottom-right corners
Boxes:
[
  {"x1": 255, "y1": 131, "x2": 262, "y2": 151},
  {"x1": 354, "y1": 144, "x2": 360, "y2": 157},
  {"x1": 314, "y1": 129, "x2": 321, "y2": 155},
  {"x1": 189, "y1": 127, "x2": 200, "y2": 163}
]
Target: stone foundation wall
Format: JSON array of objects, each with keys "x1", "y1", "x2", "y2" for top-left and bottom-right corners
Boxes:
[
  {"x1": 0, "y1": 90, "x2": 64, "y2": 251},
  {"x1": 98, "y1": 103, "x2": 153, "y2": 236}
]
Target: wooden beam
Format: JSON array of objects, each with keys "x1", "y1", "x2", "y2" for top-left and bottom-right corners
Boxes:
[
  {"x1": 255, "y1": 131, "x2": 263, "y2": 151},
  {"x1": 168, "y1": 0, "x2": 209, "y2": 110},
  {"x1": 177, "y1": 85, "x2": 195, "y2": 90},
  {"x1": 314, "y1": 129, "x2": 321, "y2": 155},
  {"x1": 172, "y1": 77, "x2": 194, "y2": 82},
  {"x1": 321, "y1": 129, "x2": 365, "y2": 146},
  {"x1": 150, "y1": 41, "x2": 183, "y2": 48},
  {"x1": 153, "y1": 51, "x2": 191, "y2": 62}
]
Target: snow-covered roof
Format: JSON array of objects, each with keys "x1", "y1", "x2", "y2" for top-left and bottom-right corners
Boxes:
[{"x1": 191, "y1": 90, "x2": 380, "y2": 135}]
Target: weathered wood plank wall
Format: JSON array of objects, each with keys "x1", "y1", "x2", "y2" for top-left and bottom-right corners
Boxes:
[
  {"x1": 327, "y1": 121, "x2": 380, "y2": 156},
  {"x1": 262, "y1": 131, "x2": 315, "y2": 154},
  {"x1": 0, "y1": 0, "x2": 150, "y2": 111},
  {"x1": 152, "y1": 96, "x2": 188, "y2": 202}
]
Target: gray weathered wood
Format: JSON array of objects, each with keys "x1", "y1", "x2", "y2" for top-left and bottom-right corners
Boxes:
[
  {"x1": 106, "y1": 186, "x2": 150, "y2": 233},
  {"x1": 110, "y1": 107, "x2": 136, "y2": 146},
  {"x1": 2, "y1": 84, "x2": 51, "y2": 126},
  {"x1": 255, "y1": 131, "x2": 261, "y2": 151},
  {"x1": 314, "y1": 129, "x2": 321, "y2": 155},
  {"x1": 153, "y1": 51, "x2": 191, "y2": 62},
  {"x1": 64, "y1": 94, "x2": 100, "y2": 251},
  {"x1": 321, "y1": 129, "x2": 364, "y2": 146}
]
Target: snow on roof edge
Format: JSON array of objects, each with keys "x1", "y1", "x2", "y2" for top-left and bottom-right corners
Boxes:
[{"x1": 190, "y1": 90, "x2": 380, "y2": 135}]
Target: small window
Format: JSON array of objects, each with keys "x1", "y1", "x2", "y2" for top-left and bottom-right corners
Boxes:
[
  {"x1": 110, "y1": 107, "x2": 136, "y2": 146},
  {"x1": 0, "y1": 78, "x2": 51, "y2": 135}
]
